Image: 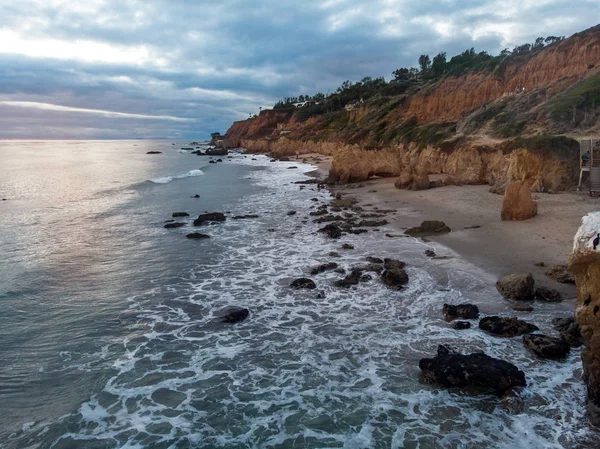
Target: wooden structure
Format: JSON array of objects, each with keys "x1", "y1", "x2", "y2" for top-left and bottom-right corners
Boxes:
[{"x1": 579, "y1": 137, "x2": 600, "y2": 195}]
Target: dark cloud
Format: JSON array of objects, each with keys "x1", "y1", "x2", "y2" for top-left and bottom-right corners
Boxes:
[{"x1": 0, "y1": 0, "x2": 598, "y2": 138}]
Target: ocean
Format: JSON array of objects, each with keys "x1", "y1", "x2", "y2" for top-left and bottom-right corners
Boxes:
[{"x1": 0, "y1": 140, "x2": 598, "y2": 448}]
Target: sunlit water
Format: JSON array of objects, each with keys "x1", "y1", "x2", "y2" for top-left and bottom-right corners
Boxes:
[{"x1": 0, "y1": 140, "x2": 598, "y2": 448}]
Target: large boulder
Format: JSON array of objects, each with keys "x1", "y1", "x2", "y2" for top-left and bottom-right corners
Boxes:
[
  {"x1": 479, "y1": 316, "x2": 539, "y2": 337},
  {"x1": 496, "y1": 273, "x2": 535, "y2": 300},
  {"x1": 205, "y1": 148, "x2": 228, "y2": 156},
  {"x1": 419, "y1": 345, "x2": 526, "y2": 394},
  {"x1": 501, "y1": 181, "x2": 537, "y2": 221},
  {"x1": 523, "y1": 334, "x2": 570, "y2": 359},
  {"x1": 443, "y1": 304, "x2": 480, "y2": 321},
  {"x1": 404, "y1": 221, "x2": 451, "y2": 237},
  {"x1": 193, "y1": 212, "x2": 226, "y2": 226}
]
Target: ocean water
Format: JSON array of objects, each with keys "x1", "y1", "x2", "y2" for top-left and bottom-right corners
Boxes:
[{"x1": 0, "y1": 140, "x2": 599, "y2": 449}]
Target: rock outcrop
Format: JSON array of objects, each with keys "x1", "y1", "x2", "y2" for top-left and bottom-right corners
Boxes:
[
  {"x1": 419, "y1": 345, "x2": 526, "y2": 394},
  {"x1": 496, "y1": 273, "x2": 535, "y2": 300},
  {"x1": 501, "y1": 181, "x2": 537, "y2": 221},
  {"x1": 569, "y1": 212, "x2": 600, "y2": 425},
  {"x1": 479, "y1": 316, "x2": 539, "y2": 337}
]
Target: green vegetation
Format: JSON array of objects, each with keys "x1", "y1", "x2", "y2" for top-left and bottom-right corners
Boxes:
[
  {"x1": 501, "y1": 135, "x2": 578, "y2": 157},
  {"x1": 490, "y1": 111, "x2": 526, "y2": 138},
  {"x1": 548, "y1": 74, "x2": 600, "y2": 126}
]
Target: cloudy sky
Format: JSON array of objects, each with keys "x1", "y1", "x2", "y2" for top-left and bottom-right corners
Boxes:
[{"x1": 0, "y1": 0, "x2": 598, "y2": 139}]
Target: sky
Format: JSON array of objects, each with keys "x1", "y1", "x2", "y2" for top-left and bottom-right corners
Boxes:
[{"x1": 0, "y1": 0, "x2": 598, "y2": 139}]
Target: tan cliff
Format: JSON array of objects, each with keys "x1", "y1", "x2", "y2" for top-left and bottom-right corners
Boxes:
[
  {"x1": 218, "y1": 25, "x2": 599, "y2": 190},
  {"x1": 570, "y1": 213, "x2": 600, "y2": 426}
]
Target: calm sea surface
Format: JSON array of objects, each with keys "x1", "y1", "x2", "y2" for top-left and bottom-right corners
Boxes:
[{"x1": 0, "y1": 140, "x2": 598, "y2": 448}]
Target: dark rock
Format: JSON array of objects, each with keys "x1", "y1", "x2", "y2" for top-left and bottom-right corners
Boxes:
[
  {"x1": 366, "y1": 256, "x2": 383, "y2": 264},
  {"x1": 146, "y1": 151, "x2": 162, "y2": 154},
  {"x1": 381, "y1": 268, "x2": 409, "y2": 290},
  {"x1": 279, "y1": 156, "x2": 290, "y2": 161},
  {"x1": 318, "y1": 224, "x2": 343, "y2": 239},
  {"x1": 172, "y1": 212, "x2": 190, "y2": 217},
  {"x1": 496, "y1": 273, "x2": 535, "y2": 300},
  {"x1": 553, "y1": 316, "x2": 585, "y2": 347},
  {"x1": 523, "y1": 334, "x2": 570, "y2": 359},
  {"x1": 419, "y1": 346, "x2": 526, "y2": 394},
  {"x1": 232, "y1": 214, "x2": 260, "y2": 220},
  {"x1": 287, "y1": 166, "x2": 298, "y2": 169},
  {"x1": 545, "y1": 265, "x2": 575, "y2": 284},
  {"x1": 209, "y1": 160, "x2": 216, "y2": 164},
  {"x1": 425, "y1": 249, "x2": 436, "y2": 258},
  {"x1": 453, "y1": 321, "x2": 472, "y2": 330},
  {"x1": 328, "y1": 251, "x2": 341, "y2": 258},
  {"x1": 512, "y1": 304, "x2": 534, "y2": 312},
  {"x1": 535, "y1": 286, "x2": 563, "y2": 303},
  {"x1": 348, "y1": 229, "x2": 368, "y2": 235},
  {"x1": 216, "y1": 158, "x2": 223, "y2": 162},
  {"x1": 405, "y1": 220, "x2": 451, "y2": 237},
  {"x1": 352, "y1": 263, "x2": 383, "y2": 274},
  {"x1": 341, "y1": 243, "x2": 354, "y2": 250},
  {"x1": 309, "y1": 263, "x2": 339, "y2": 275},
  {"x1": 164, "y1": 222, "x2": 186, "y2": 229},
  {"x1": 267, "y1": 228, "x2": 276, "y2": 232},
  {"x1": 193, "y1": 212, "x2": 226, "y2": 226},
  {"x1": 443, "y1": 304, "x2": 479, "y2": 321},
  {"x1": 534, "y1": 261, "x2": 545, "y2": 267},
  {"x1": 383, "y1": 258, "x2": 406, "y2": 270},
  {"x1": 287, "y1": 211, "x2": 297, "y2": 216},
  {"x1": 221, "y1": 308, "x2": 249, "y2": 323},
  {"x1": 479, "y1": 316, "x2": 539, "y2": 337},
  {"x1": 205, "y1": 148, "x2": 228, "y2": 156},
  {"x1": 290, "y1": 278, "x2": 317, "y2": 289},
  {"x1": 334, "y1": 269, "x2": 363, "y2": 288},
  {"x1": 193, "y1": 194, "x2": 201, "y2": 198},
  {"x1": 186, "y1": 233, "x2": 210, "y2": 239}
]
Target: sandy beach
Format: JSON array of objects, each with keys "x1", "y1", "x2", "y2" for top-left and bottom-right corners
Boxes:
[{"x1": 302, "y1": 153, "x2": 599, "y2": 298}]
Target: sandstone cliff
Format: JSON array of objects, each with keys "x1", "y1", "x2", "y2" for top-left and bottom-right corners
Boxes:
[
  {"x1": 570, "y1": 212, "x2": 600, "y2": 426},
  {"x1": 218, "y1": 25, "x2": 599, "y2": 190}
]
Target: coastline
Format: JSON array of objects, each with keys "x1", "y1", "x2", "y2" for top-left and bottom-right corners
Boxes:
[{"x1": 306, "y1": 156, "x2": 599, "y2": 299}]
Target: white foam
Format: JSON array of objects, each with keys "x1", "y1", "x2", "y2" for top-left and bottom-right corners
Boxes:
[{"x1": 149, "y1": 169, "x2": 205, "y2": 184}]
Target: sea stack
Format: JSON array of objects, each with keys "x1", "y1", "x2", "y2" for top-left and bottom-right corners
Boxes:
[{"x1": 569, "y1": 212, "x2": 600, "y2": 425}]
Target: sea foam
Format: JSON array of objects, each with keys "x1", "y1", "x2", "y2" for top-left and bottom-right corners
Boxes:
[{"x1": 149, "y1": 169, "x2": 204, "y2": 184}]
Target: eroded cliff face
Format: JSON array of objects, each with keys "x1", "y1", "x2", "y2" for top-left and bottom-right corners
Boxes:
[
  {"x1": 219, "y1": 26, "x2": 597, "y2": 190},
  {"x1": 406, "y1": 27, "x2": 600, "y2": 122},
  {"x1": 570, "y1": 213, "x2": 600, "y2": 426}
]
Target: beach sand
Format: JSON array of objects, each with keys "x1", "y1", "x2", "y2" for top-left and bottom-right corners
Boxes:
[{"x1": 306, "y1": 156, "x2": 599, "y2": 298}]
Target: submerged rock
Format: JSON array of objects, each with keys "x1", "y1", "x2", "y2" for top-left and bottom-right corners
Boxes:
[
  {"x1": 443, "y1": 304, "x2": 479, "y2": 321},
  {"x1": 232, "y1": 214, "x2": 260, "y2": 220},
  {"x1": 419, "y1": 345, "x2": 526, "y2": 394},
  {"x1": 221, "y1": 308, "x2": 249, "y2": 323},
  {"x1": 453, "y1": 321, "x2": 472, "y2": 330},
  {"x1": 383, "y1": 258, "x2": 406, "y2": 270},
  {"x1": 334, "y1": 269, "x2": 366, "y2": 288},
  {"x1": 341, "y1": 243, "x2": 354, "y2": 250},
  {"x1": 523, "y1": 334, "x2": 570, "y2": 359},
  {"x1": 172, "y1": 212, "x2": 190, "y2": 217},
  {"x1": 186, "y1": 232, "x2": 210, "y2": 239},
  {"x1": 164, "y1": 222, "x2": 186, "y2": 229},
  {"x1": 479, "y1": 316, "x2": 538, "y2": 337},
  {"x1": 535, "y1": 286, "x2": 563, "y2": 302},
  {"x1": 366, "y1": 256, "x2": 383, "y2": 264},
  {"x1": 193, "y1": 212, "x2": 226, "y2": 226},
  {"x1": 496, "y1": 273, "x2": 535, "y2": 300},
  {"x1": 290, "y1": 278, "x2": 317, "y2": 289},
  {"x1": 405, "y1": 220, "x2": 451, "y2": 237}
]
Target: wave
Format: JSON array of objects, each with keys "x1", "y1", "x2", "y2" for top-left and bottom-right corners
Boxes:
[{"x1": 149, "y1": 169, "x2": 205, "y2": 184}]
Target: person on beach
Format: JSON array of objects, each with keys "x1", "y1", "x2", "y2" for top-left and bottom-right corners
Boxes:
[{"x1": 583, "y1": 151, "x2": 590, "y2": 167}]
